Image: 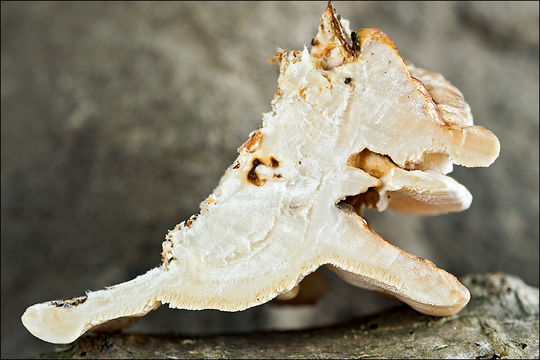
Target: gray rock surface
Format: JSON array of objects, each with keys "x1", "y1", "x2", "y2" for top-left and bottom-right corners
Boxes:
[
  {"x1": 41, "y1": 273, "x2": 540, "y2": 359},
  {"x1": 1, "y1": 2, "x2": 538, "y2": 358}
]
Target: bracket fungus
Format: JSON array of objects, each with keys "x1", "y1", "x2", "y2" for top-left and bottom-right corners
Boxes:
[{"x1": 22, "y1": 2, "x2": 500, "y2": 344}]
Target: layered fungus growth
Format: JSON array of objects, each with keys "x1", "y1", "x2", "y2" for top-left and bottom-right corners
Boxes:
[{"x1": 22, "y1": 3, "x2": 499, "y2": 344}]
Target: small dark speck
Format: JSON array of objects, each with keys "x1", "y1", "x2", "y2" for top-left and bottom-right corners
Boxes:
[
  {"x1": 409, "y1": 330, "x2": 414, "y2": 335},
  {"x1": 371, "y1": 52, "x2": 374, "y2": 55},
  {"x1": 474, "y1": 342, "x2": 481, "y2": 346},
  {"x1": 344, "y1": 77, "x2": 352, "y2": 84},
  {"x1": 247, "y1": 158, "x2": 263, "y2": 185},
  {"x1": 521, "y1": 343, "x2": 528, "y2": 349},
  {"x1": 298, "y1": 161, "x2": 302, "y2": 165},
  {"x1": 80, "y1": 351, "x2": 87, "y2": 357},
  {"x1": 369, "y1": 323, "x2": 378, "y2": 330},
  {"x1": 50, "y1": 301, "x2": 69, "y2": 308}
]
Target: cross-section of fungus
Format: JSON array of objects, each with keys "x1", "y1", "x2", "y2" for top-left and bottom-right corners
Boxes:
[{"x1": 22, "y1": 2, "x2": 500, "y2": 344}]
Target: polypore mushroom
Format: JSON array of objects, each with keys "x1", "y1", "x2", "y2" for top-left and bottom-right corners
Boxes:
[{"x1": 22, "y1": 2, "x2": 500, "y2": 344}]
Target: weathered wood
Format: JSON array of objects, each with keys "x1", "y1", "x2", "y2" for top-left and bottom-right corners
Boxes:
[{"x1": 42, "y1": 273, "x2": 539, "y2": 359}]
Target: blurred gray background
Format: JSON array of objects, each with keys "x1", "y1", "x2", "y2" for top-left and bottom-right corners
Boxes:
[{"x1": 1, "y1": 1, "x2": 538, "y2": 358}]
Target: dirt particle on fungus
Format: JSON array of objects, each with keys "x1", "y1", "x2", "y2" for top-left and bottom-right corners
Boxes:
[
  {"x1": 351, "y1": 31, "x2": 360, "y2": 52},
  {"x1": 369, "y1": 323, "x2": 378, "y2": 330},
  {"x1": 233, "y1": 162, "x2": 240, "y2": 169},
  {"x1": 50, "y1": 301, "x2": 69, "y2": 308},
  {"x1": 50, "y1": 296, "x2": 87, "y2": 308},
  {"x1": 238, "y1": 130, "x2": 262, "y2": 153},
  {"x1": 249, "y1": 159, "x2": 262, "y2": 175},
  {"x1": 344, "y1": 77, "x2": 352, "y2": 84},
  {"x1": 271, "y1": 157, "x2": 280, "y2": 167},
  {"x1": 299, "y1": 87, "x2": 307, "y2": 100},
  {"x1": 247, "y1": 158, "x2": 265, "y2": 186}
]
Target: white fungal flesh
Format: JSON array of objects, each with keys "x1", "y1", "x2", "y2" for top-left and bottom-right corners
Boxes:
[{"x1": 22, "y1": 3, "x2": 500, "y2": 344}]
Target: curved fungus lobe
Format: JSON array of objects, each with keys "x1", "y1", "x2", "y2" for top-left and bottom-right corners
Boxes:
[{"x1": 22, "y1": 2, "x2": 499, "y2": 344}]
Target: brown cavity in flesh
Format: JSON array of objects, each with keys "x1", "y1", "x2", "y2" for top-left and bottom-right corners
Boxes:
[{"x1": 246, "y1": 156, "x2": 280, "y2": 186}]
